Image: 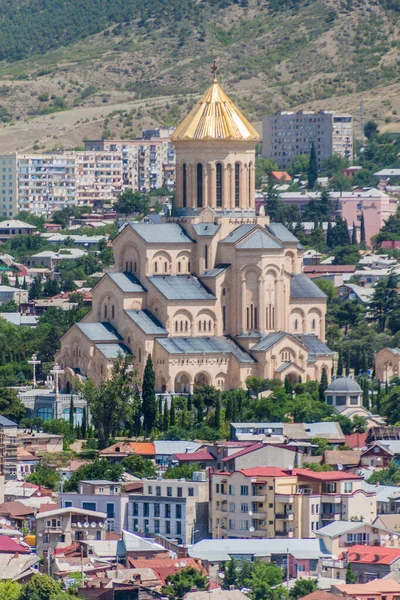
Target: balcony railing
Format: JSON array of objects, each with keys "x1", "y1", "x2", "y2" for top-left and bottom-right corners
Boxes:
[{"x1": 275, "y1": 513, "x2": 294, "y2": 521}]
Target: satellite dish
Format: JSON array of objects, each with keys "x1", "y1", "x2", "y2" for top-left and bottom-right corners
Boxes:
[
  {"x1": 332, "y1": 554, "x2": 338, "y2": 560},
  {"x1": 288, "y1": 464, "x2": 293, "y2": 470},
  {"x1": 385, "y1": 534, "x2": 391, "y2": 540},
  {"x1": 175, "y1": 563, "x2": 179, "y2": 568},
  {"x1": 249, "y1": 527, "x2": 255, "y2": 533},
  {"x1": 0, "y1": 519, "x2": 6, "y2": 525},
  {"x1": 90, "y1": 522, "x2": 96, "y2": 528},
  {"x1": 180, "y1": 560, "x2": 187, "y2": 567},
  {"x1": 393, "y1": 534, "x2": 399, "y2": 540},
  {"x1": 248, "y1": 511, "x2": 253, "y2": 516},
  {"x1": 337, "y1": 463, "x2": 343, "y2": 471},
  {"x1": 77, "y1": 522, "x2": 83, "y2": 528},
  {"x1": 99, "y1": 522, "x2": 104, "y2": 528},
  {"x1": 5, "y1": 521, "x2": 11, "y2": 527},
  {"x1": 84, "y1": 522, "x2": 89, "y2": 528},
  {"x1": 267, "y1": 428, "x2": 273, "y2": 434},
  {"x1": 218, "y1": 573, "x2": 225, "y2": 579}
]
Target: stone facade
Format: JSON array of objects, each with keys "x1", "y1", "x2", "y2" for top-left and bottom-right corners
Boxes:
[{"x1": 56, "y1": 73, "x2": 333, "y2": 392}]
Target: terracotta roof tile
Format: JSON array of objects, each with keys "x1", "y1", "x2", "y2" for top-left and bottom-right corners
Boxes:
[{"x1": 99, "y1": 442, "x2": 155, "y2": 457}]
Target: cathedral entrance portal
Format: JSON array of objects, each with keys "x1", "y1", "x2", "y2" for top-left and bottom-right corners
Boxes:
[{"x1": 174, "y1": 373, "x2": 191, "y2": 394}]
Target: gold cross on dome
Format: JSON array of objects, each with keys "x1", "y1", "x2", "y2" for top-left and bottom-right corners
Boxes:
[{"x1": 211, "y1": 58, "x2": 218, "y2": 82}]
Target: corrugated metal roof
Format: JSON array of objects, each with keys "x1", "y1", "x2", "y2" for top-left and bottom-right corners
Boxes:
[
  {"x1": 293, "y1": 334, "x2": 334, "y2": 356},
  {"x1": 251, "y1": 331, "x2": 287, "y2": 352},
  {"x1": 148, "y1": 275, "x2": 215, "y2": 300},
  {"x1": 154, "y1": 441, "x2": 202, "y2": 455},
  {"x1": 199, "y1": 264, "x2": 230, "y2": 278},
  {"x1": 290, "y1": 274, "x2": 327, "y2": 299},
  {"x1": 220, "y1": 224, "x2": 257, "y2": 244},
  {"x1": 156, "y1": 336, "x2": 254, "y2": 363},
  {"x1": 275, "y1": 361, "x2": 295, "y2": 373},
  {"x1": 128, "y1": 223, "x2": 193, "y2": 244},
  {"x1": 125, "y1": 310, "x2": 167, "y2": 335},
  {"x1": 76, "y1": 322, "x2": 121, "y2": 342},
  {"x1": 95, "y1": 343, "x2": 131, "y2": 359},
  {"x1": 267, "y1": 223, "x2": 299, "y2": 243},
  {"x1": 316, "y1": 521, "x2": 369, "y2": 538},
  {"x1": 107, "y1": 272, "x2": 146, "y2": 293},
  {"x1": 193, "y1": 223, "x2": 221, "y2": 236},
  {"x1": 237, "y1": 229, "x2": 283, "y2": 250}
]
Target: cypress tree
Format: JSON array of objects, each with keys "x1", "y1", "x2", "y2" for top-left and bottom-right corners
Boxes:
[
  {"x1": 327, "y1": 219, "x2": 333, "y2": 248},
  {"x1": 69, "y1": 396, "x2": 74, "y2": 428},
  {"x1": 187, "y1": 393, "x2": 192, "y2": 411},
  {"x1": 386, "y1": 380, "x2": 389, "y2": 395},
  {"x1": 345, "y1": 351, "x2": 351, "y2": 376},
  {"x1": 142, "y1": 355, "x2": 156, "y2": 435},
  {"x1": 360, "y1": 211, "x2": 366, "y2": 250},
  {"x1": 158, "y1": 396, "x2": 162, "y2": 415},
  {"x1": 22, "y1": 277, "x2": 27, "y2": 290},
  {"x1": 284, "y1": 375, "x2": 293, "y2": 395},
  {"x1": 362, "y1": 350, "x2": 369, "y2": 373},
  {"x1": 15, "y1": 275, "x2": 19, "y2": 288},
  {"x1": 351, "y1": 223, "x2": 357, "y2": 245},
  {"x1": 376, "y1": 381, "x2": 382, "y2": 413},
  {"x1": 133, "y1": 386, "x2": 142, "y2": 437},
  {"x1": 163, "y1": 400, "x2": 169, "y2": 432},
  {"x1": 343, "y1": 218, "x2": 351, "y2": 245},
  {"x1": 319, "y1": 367, "x2": 328, "y2": 401},
  {"x1": 337, "y1": 347, "x2": 343, "y2": 377},
  {"x1": 169, "y1": 396, "x2": 176, "y2": 428},
  {"x1": 346, "y1": 565, "x2": 357, "y2": 584},
  {"x1": 307, "y1": 142, "x2": 318, "y2": 189},
  {"x1": 215, "y1": 396, "x2": 221, "y2": 430},
  {"x1": 362, "y1": 378, "x2": 369, "y2": 409},
  {"x1": 81, "y1": 407, "x2": 87, "y2": 439}
]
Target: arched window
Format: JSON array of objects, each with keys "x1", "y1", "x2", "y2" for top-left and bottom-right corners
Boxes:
[
  {"x1": 197, "y1": 164, "x2": 203, "y2": 207},
  {"x1": 312, "y1": 319, "x2": 316, "y2": 330},
  {"x1": 248, "y1": 163, "x2": 251, "y2": 206},
  {"x1": 104, "y1": 305, "x2": 108, "y2": 319},
  {"x1": 154, "y1": 262, "x2": 158, "y2": 273},
  {"x1": 125, "y1": 261, "x2": 128, "y2": 271},
  {"x1": 294, "y1": 319, "x2": 298, "y2": 331},
  {"x1": 37, "y1": 407, "x2": 52, "y2": 421},
  {"x1": 183, "y1": 163, "x2": 187, "y2": 208},
  {"x1": 138, "y1": 348, "x2": 142, "y2": 363},
  {"x1": 235, "y1": 163, "x2": 240, "y2": 207},
  {"x1": 175, "y1": 321, "x2": 178, "y2": 333},
  {"x1": 178, "y1": 262, "x2": 181, "y2": 273},
  {"x1": 198, "y1": 321, "x2": 202, "y2": 332},
  {"x1": 216, "y1": 163, "x2": 223, "y2": 207},
  {"x1": 111, "y1": 305, "x2": 115, "y2": 319},
  {"x1": 164, "y1": 262, "x2": 168, "y2": 273}
]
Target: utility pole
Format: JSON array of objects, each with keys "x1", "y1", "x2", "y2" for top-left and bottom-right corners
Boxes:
[{"x1": 360, "y1": 96, "x2": 365, "y2": 145}]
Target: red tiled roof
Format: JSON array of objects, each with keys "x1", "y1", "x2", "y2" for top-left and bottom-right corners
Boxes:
[
  {"x1": 0, "y1": 536, "x2": 30, "y2": 554},
  {"x1": 340, "y1": 545, "x2": 400, "y2": 565},
  {"x1": 129, "y1": 558, "x2": 205, "y2": 585},
  {"x1": 270, "y1": 171, "x2": 292, "y2": 181},
  {"x1": 222, "y1": 443, "x2": 295, "y2": 462},
  {"x1": 239, "y1": 467, "x2": 290, "y2": 478},
  {"x1": 38, "y1": 503, "x2": 58, "y2": 513},
  {"x1": 290, "y1": 468, "x2": 362, "y2": 480},
  {"x1": 99, "y1": 442, "x2": 155, "y2": 457},
  {"x1": 173, "y1": 452, "x2": 214, "y2": 462},
  {"x1": 0, "y1": 501, "x2": 34, "y2": 517},
  {"x1": 344, "y1": 433, "x2": 368, "y2": 449}
]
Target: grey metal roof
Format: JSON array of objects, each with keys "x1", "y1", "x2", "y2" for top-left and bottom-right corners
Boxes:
[
  {"x1": 156, "y1": 336, "x2": 254, "y2": 363},
  {"x1": 275, "y1": 361, "x2": 295, "y2": 373},
  {"x1": 148, "y1": 275, "x2": 215, "y2": 300},
  {"x1": 129, "y1": 223, "x2": 193, "y2": 244},
  {"x1": 125, "y1": 310, "x2": 167, "y2": 335},
  {"x1": 251, "y1": 331, "x2": 287, "y2": 352},
  {"x1": 326, "y1": 377, "x2": 362, "y2": 393},
  {"x1": 199, "y1": 264, "x2": 231, "y2": 278},
  {"x1": 220, "y1": 224, "x2": 257, "y2": 244},
  {"x1": 122, "y1": 530, "x2": 165, "y2": 552},
  {"x1": 303, "y1": 421, "x2": 344, "y2": 440},
  {"x1": 315, "y1": 521, "x2": 370, "y2": 538},
  {"x1": 237, "y1": 229, "x2": 283, "y2": 250},
  {"x1": 107, "y1": 272, "x2": 146, "y2": 293},
  {"x1": 80, "y1": 480, "x2": 118, "y2": 485},
  {"x1": 154, "y1": 441, "x2": 202, "y2": 455},
  {"x1": 0, "y1": 415, "x2": 18, "y2": 428},
  {"x1": 95, "y1": 343, "x2": 131, "y2": 359},
  {"x1": 267, "y1": 223, "x2": 299, "y2": 243},
  {"x1": 76, "y1": 322, "x2": 122, "y2": 342},
  {"x1": 293, "y1": 334, "x2": 334, "y2": 356},
  {"x1": 193, "y1": 223, "x2": 221, "y2": 236},
  {"x1": 290, "y1": 274, "x2": 327, "y2": 299}
]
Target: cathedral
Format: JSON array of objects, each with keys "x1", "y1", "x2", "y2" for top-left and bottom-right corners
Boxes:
[{"x1": 56, "y1": 65, "x2": 333, "y2": 393}]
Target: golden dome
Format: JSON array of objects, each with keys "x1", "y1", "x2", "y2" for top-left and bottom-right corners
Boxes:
[{"x1": 172, "y1": 64, "x2": 260, "y2": 143}]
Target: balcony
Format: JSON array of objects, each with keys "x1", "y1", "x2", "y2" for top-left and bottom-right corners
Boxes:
[
  {"x1": 321, "y1": 512, "x2": 342, "y2": 520},
  {"x1": 276, "y1": 494, "x2": 294, "y2": 503},
  {"x1": 275, "y1": 513, "x2": 294, "y2": 521},
  {"x1": 321, "y1": 494, "x2": 341, "y2": 503},
  {"x1": 322, "y1": 559, "x2": 347, "y2": 569},
  {"x1": 252, "y1": 494, "x2": 266, "y2": 502},
  {"x1": 249, "y1": 512, "x2": 267, "y2": 520},
  {"x1": 275, "y1": 531, "x2": 294, "y2": 538}
]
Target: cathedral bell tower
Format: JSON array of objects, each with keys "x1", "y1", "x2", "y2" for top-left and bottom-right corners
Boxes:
[{"x1": 172, "y1": 60, "x2": 260, "y2": 215}]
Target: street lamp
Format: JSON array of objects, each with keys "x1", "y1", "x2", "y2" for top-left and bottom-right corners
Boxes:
[{"x1": 28, "y1": 354, "x2": 41, "y2": 388}]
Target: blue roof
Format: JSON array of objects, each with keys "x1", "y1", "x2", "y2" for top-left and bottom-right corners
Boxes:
[
  {"x1": 199, "y1": 264, "x2": 231, "y2": 278},
  {"x1": 129, "y1": 223, "x2": 193, "y2": 244},
  {"x1": 95, "y1": 343, "x2": 132, "y2": 359},
  {"x1": 156, "y1": 336, "x2": 254, "y2": 363},
  {"x1": 220, "y1": 224, "x2": 257, "y2": 244},
  {"x1": 148, "y1": 275, "x2": 216, "y2": 300},
  {"x1": 125, "y1": 310, "x2": 168, "y2": 335},
  {"x1": 237, "y1": 229, "x2": 283, "y2": 250},
  {"x1": 251, "y1": 331, "x2": 287, "y2": 352},
  {"x1": 290, "y1": 274, "x2": 326, "y2": 299},
  {"x1": 76, "y1": 322, "x2": 122, "y2": 342},
  {"x1": 107, "y1": 272, "x2": 146, "y2": 293},
  {"x1": 293, "y1": 334, "x2": 333, "y2": 356},
  {"x1": 267, "y1": 223, "x2": 299, "y2": 243},
  {"x1": 193, "y1": 223, "x2": 221, "y2": 236}
]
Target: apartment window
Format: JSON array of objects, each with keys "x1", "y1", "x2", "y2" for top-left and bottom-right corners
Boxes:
[
  {"x1": 182, "y1": 163, "x2": 187, "y2": 207},
  {"x1": 64, "y1": 501, "x2": 72, "y2": 508},
  {"x1": 154, "y1": 520, "x2": 160, "y2": 534},
  {"x1": 148, "y1": 486, "x2": 153, "y2": 495},
  {"x1": 144, "y1": 520, "x2": 149, "y2": 533},
  {"x1": 176, "y1": 521, "x2": 182, "y2": 535},
  {"x1": 167, "y1": 487, "x2": 172, "y2": 497},
  {"x1": 344, "y1": 482, "x2": 353, "y2": 493},
  {"x1": 58, "y1": 534, "x2": 65, "y2": 543},
  {"x1": 144, "y1": 503, "x2": 149, "y2": 517},
  {"x1": 197, "y1": 163, "x2": 203, "y2": 207},
  {"x1": 176, "y1": 505, "x2": 182, "y2": 519},
  {"x1": 82, "y1": 502, "x2": 96, "y2": 511},
  {"x1": 188, "y1": 487, "x2": 194, "y2": 497},
  {"x1": 177, "y1": 487, "x2": 183, "y2": 498},
  {"x1": 241, "y1": 520, "x2": 249, "y2": 531},
  {"x1": 132, "y1": 503, "x2": 139, "y2": 516},
  {"x1": 229, "y1": 485, "x2": 235, "y2": 495},
  {"x1": 229, "y1": 502, "x2": 235, "y2": 512},
  {"x1": 133, "y1": 518, "x2": 138, "y2": 531},
  {"x1": 165, "y1": 504, "x2": 171, "y2": 518},
  {"x1": 156, "y1": 486, "x2": 161, "y2": 496},
  {"x1": 216, "y1": 163, "x2": 223, "y2": 207},
  {"x1": 235, "y1": 162, "x2": 240, "y2": 207},
  {"x1": 311, "y1": 505, "x2": 314, "y2": 514},
  {"x1": 316, "y1": 505, "x2": 319, "y2": 514},
  {"x1": 166, "y1": 521, "x2": 171, "y2": 534},
  {"x1": 154, "y1": 504, "x2": 160, "y2": 517},
  {"x1": 106, "y1": 503, "x2": 115, "y2": 518},
  {"x1": 268, "y1": 503, "x2": 273, "y2": 508},
  {"x1": 240, "y1": 486, "x2": 249, "y2": 496},
  {"x1": 229, "y1": 519, "x2": 235, "y2": 530}
]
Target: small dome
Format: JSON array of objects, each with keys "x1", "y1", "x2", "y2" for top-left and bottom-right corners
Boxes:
[{"x1": 325, "y1": 377, "x2": 362, "y2": 393}]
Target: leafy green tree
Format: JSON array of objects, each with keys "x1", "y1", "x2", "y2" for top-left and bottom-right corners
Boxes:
[
  {"x1": 142, "y1": 354, "x2": 156, "y2": 435},
  {"x1": 224, "y1": 557, "x2": 238, "y2": 589},
  {"x1": 43, "y1": 279, "x2": 60, "y2": 297},
  {"x1": 64, "y1": 459, "x2": 124, "y2": 492},
  {"x1": 255, "y1": 156, "x2": 278, "y2": 187},
  {"x1": 351, "y1": 223, "x2": 357, "y2": 246},
  {"x1": 319, "y1": 367, "x2": 328, "y2": 401},
  {"x1": 307, "y1": 142, "x2": 318, "y2": 189},
  {"x1": 0, "y1": 580, "x2": 21, "y2": 600},
  {"x1": 29, "y1": 277, "x2": 43, "y2": 300},
  {"x1": 262, "y1": 181, "x2": 284, "y2": 222},
  {"x1": 26, "y1": 463, "x2": 60, "y2": 490},
  {"x1": 346, "y1": 564, "x2": 358, "y2": 584},
  {"x1": 215, "y1": 395, "x2": 221, "y2": 429},
  {"x1": 288, "y1": 154, "x2": 309, "y2": 179},
  {"x1": 368, "y1": 273, "x2": 399, "y2": 332},
  {"x1": 169, "y1": 396, "x2": 176, "y2": 428},
  {"x1": 79, "y1": 355, "x2": 138, "y2": 449},
  {"x1": 289, "y1": 579, "x2": 318, "y2": 600},
  {"x1": 314, "y1": 279, "x2": 336, "y2": 302},
  {"x1": 364, "y1": 120, "x2": 379, "y2": 140},
  {"x1": 162, "y1": 567, "x2": 207, "y2": 599},
  {"x1": 0, "y1": 387, "x2": 25, "y2": 423},
  {"x1": 19, "y1": 574, "x2": 64, "y2": 600},
  {"x1": 329, "y1": 173, "x2": 353, "y2": 192},
  {"x1": 193, "y1": 384, "x2": 220, "y2": 414},
  {"x1": 114, "y1": 188, "x2": 149, "y2": 215},
  {"x1": 245, "y1": 562, "x2": 286, "y2": 600},
  {"x1": 81, "y1": 407, "x2": 87, "y2": 439},
  {"x1": 0, "y1": 300, "x2": 18, "y2": 312},
  {"x1": 321, "y1": 154, "x2": 349, "y2": 177},
  {"x1": 333, "y1": 245, "x2": 361, "y2": 265},
  {"x1": 121, "y1": 455, "x2": 157, "y2": 478},
  {"x1": 164, "y1": 463, "x2": 201, "y2": 480},
  {"x1": 69, "y1": 396, "x2": 74, "y2": 428}
]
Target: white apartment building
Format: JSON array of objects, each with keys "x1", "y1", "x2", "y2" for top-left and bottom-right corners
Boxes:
[
  {"x1": 263, "y1": 111, "x2": 353, "y2": 169},
  {"x1": 75, "y1": 151, "x2": 123, "y2": 206},
  {"x1": 127, "y1": 475, "x2": 209, "y2": 545}
]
